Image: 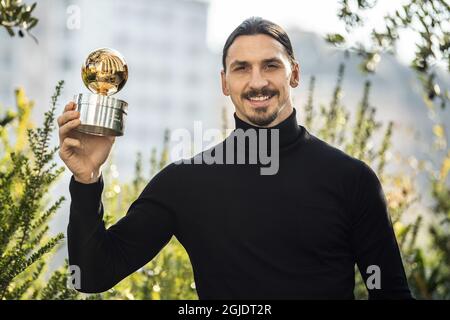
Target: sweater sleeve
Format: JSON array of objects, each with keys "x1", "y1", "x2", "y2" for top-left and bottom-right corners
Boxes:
[
  {"x1": 351, "y1": 161, "x2": 413, "y2": 299},
  {"x1": 67, "y1": 166, "x2": 176, "y2": 293}
]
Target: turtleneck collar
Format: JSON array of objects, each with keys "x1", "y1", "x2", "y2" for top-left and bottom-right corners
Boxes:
[{"x1": 233, "y1": 108, "x2": 303, "y2": 148}]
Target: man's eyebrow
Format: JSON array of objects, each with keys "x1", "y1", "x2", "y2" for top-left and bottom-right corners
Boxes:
[
  {"x1": 229, "y1": 58, "x2": 284, "y2": 69},
  {"x1": 229, "y1": 60, "x2": 249, "y2": 69},
  {"x1": 262, "y1": 57, "x2": 283, "y2": 64}
]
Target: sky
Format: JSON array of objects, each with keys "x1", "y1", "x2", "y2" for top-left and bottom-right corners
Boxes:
[{"x1": 206, "y1": 0, "x2": 418, "y2": 66}]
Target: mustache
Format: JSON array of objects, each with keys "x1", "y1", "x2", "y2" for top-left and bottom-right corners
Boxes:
[{"x1": 242, "y1": 88, "x2": 278, "y2": 99}]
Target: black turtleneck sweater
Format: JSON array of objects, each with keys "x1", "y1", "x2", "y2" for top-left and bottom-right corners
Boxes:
[{"x1": 67, "y1": 108, "x2": 412, "y2": 299}]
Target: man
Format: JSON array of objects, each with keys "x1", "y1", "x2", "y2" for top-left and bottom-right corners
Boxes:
[{"x1": 59, "y1": 17, "x2": 412, "y2": 299}]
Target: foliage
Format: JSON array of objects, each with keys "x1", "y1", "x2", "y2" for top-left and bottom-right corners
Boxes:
[
  {"x1": 0, "y1": 81, "x2": 85, "y2": 299},
  {"x1": 0, "y1": 0, "x2": 38, "y2": 41},
  {"x1": 326, "y1": 0, "x2": 449, "y2": 109}
]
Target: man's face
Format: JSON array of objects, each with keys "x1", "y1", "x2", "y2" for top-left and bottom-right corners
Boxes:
[{"x1": 221, "y1": 34, "x2": 299, "y2": 127}]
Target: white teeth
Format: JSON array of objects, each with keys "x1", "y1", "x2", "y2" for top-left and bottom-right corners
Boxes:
[{"x1": 249, "y1": 95, "x2": 271, "y2": 101}]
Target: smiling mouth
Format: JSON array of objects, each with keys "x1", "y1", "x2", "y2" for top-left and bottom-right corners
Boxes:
[{"x1": 245, "y1": 94, "x2": 276, "y2": 108}]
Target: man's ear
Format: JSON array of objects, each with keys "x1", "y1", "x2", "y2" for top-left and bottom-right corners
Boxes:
[
  {"x1": 221, "y1": 70, "x2": 230, "y2": 96},
  {"x1": 290, "y1": 61, "x2": 300, "y2": 88}
]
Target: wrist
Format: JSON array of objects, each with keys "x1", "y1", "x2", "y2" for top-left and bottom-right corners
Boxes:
[{"x1": 74, "y1": 170, "x2": 101, "y2": 184}]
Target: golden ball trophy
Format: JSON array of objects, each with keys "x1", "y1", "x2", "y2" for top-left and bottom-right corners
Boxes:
[{"x1": 73, "y1": 48, "x2": 129, "y2": 136}]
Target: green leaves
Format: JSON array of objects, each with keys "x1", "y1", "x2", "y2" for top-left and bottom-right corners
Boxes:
[
  {"x1": 0, "y1": 0, "x2": 38, "y2": 41},
  {"x1": 325, "y1": 33, "x2": 346, "y2": 46},
  {"x1": 0, "y1": 81, "x2": 80, "y2": 300},
  {"x1": 39, "y1": 260, "x2": 81, "y2": 300},
  {"x1": 332, "y1": 0, "x2": 449, "y2": 109}
]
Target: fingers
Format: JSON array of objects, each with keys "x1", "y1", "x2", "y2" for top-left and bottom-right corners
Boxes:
[
  {"x1": 57, "y1": 103, "x2": 79, "y2": 127},
  {"x1": 57, "y1": 110, "x2": 80, "y2": 127},
  {"x1": 59, "y1": 118, "x2": 81, "y2": 140},
  {"x1": 64, "y1": 102, "x2": 76, "y2": 113}
]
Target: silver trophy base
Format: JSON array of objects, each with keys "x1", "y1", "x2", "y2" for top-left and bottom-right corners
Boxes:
[{"x1": 73, "y1": 93, "x2": 128, "y2": 136}]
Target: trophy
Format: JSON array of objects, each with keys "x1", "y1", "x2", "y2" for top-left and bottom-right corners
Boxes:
[{"x1": 73, "y1": 48, "x2": 129, "y2": 136}]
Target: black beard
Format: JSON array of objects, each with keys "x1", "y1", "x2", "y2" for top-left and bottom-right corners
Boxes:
[{"x1": 247, "y1": 106, "x2": 279, "y2": 127}]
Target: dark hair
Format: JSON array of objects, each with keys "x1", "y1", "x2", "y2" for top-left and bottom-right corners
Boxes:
[{"x1": 222, "y1": 17, "x2": 296, "y2": 72}]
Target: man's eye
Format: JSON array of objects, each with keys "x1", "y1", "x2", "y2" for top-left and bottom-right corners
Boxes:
[
  {"x1": 266, "y1": 64, "x2": 278, "y2": 69},
  {"x1": 234, "y1": 66, "x2": 246, "y2": 71}
]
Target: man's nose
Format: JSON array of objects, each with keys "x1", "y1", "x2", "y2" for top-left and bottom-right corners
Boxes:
[{"x1": 249, "y1": 69, "x2": 269, "y2": 89}]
